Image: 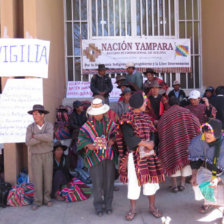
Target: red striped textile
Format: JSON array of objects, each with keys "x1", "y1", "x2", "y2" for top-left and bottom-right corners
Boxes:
[
  {"x1": 157, "y1": 105, "x2": 201, "y2": 176},
  {"x1": 116, "y1": 111, "x2": 165, "y2": 186}
]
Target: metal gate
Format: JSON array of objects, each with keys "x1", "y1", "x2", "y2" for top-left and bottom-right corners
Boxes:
[{"x1": 64, "y1": 0, "x2": 201, "y2": 90}]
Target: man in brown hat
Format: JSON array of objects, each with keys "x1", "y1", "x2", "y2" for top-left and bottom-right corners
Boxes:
[
  {"x1": 26, "y1": 104, "x2": 54, "y2": 210},
  {"x1": 90, "y1": 64, "x2": 113, "y2": 105}
]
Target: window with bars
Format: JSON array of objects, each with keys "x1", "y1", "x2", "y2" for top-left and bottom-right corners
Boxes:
[{"x1": 64, "y1": 0, "x2": 201, "y2": 90}]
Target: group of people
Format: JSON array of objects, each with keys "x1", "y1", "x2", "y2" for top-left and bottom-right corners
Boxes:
[{"x1": 25, "y1": 63, "x2": 224, "y2": 223}]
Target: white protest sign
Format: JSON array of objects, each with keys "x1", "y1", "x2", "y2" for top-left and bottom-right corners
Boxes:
[
  {"x1": 0, "y1": 78, "x2": 43, "y2": 143},
  {"x1": 82, "y1": 37, "x2": 191, "y2": 73},
  {"x1": 0, "y1": 38, "x2": 50, "y2": 78},
  {"x1": 66, "y1": 78, "x2": 121, "y2": 99}
]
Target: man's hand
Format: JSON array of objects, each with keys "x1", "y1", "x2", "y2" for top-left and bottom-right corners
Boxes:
[
  {"x1": 202, "y1": 97, "x2": 209, "y2": 107},
  {"x1": 108, "y1": 139, "x2": 115, "y2": 148},
  {"x1": 86, "y1": 144, "x2": 97, "y2": 151},
  {"x1": 144, "y1": 141, "x2": 154, "y2": 151},
  {"x1": 191, "y1": 175, "x2": 197, "y2": 186}
]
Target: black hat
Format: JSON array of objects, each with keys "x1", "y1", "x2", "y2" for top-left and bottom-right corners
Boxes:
[
  {"x1": 73, "y1": 101, "x2": 82, "y2": 109},
  {"x1": 202, "y1": 119, "x2": 222, "y2": 139},
  {"x1": 120, "y1": 87, "x2": 132, "y2": 96},
  {"x1": 144, "y1": 68, "x2": 157, "y2": 75},
  {"x1": 205, "y1": 86, "x2": 214, "y2": 93},
  {"x1": 98, "y1": 64, "x2": 108, "y2": 71},
  {"x1": 129, "y1": 92, "x2": 145, "y2": 109},
  {"x1": 28, "y1": 104, "x2": 49, "y2": 115},
  {"x1": 53, "y1": 141, "x2": 67, "y2": 151}
]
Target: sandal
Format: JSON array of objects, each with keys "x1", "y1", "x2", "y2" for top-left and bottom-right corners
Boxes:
[
  {"x1": 200, "y1": 205, "x2": 212, "y2": 214},
  {"x1": 171, "y1": 186, "x2": 179, "y2": 193},
  {"x1": 149, "y1": 208, "x2": 163, "y2": 218},
  {"x1": 178, "y1": 185, "x2": 185, "y2": 191},
  {"x1": 125, "y1": 210, "x2": 137, "y2": 221}
]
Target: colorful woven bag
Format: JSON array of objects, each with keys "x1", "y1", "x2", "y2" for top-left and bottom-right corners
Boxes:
[
  {"x1": 59, "y1": 178, "x2": 91, "y2": 202},
  {"x1": 7, "y1": 183, "x2": 34, "y2": 207}
]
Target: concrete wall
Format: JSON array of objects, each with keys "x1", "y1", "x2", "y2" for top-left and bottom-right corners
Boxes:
[
  {"x1": 0, "y1": 0, "x2": 65, "y2": 184},
  {"x1": 201, "y1": 0, "x2": 224, "y2": 88},
  {"x1": 23, "y1": 0, "x2": 66, "y2": 122}
]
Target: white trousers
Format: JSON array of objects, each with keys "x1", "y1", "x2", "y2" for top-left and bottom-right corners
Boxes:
[
  {"x1": 171, "y1": 165, "x2": 192, "y2": 177},
  {"x1": 127, "y1": 153, "x2": 159, "y2": 200}
]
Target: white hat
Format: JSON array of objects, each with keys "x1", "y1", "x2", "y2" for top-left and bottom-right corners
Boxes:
[
  {"x1": 188, "y1": 90, "x2": 201, "y2": 99},
  {"x1": 173, "y1": 80, "x2": 180, "y2": 86},
  {"x1": 87, "y1": 98, "x2": 110, "y2": 116},
  {"x1": 126, "y1": 62, "x2": 135, "y2": 69}
]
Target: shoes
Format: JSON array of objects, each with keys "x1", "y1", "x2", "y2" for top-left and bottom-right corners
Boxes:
[
  {"x1": 96, "y1": 211, "x2": 103, "y2": 217},
  {"x1": 106, "y1": 209, "x2": 112, "y2": 215},
  {"x1": 178, "y1": 185, "x2": 185, "y2": 191},
  {"x1": 46, "y1": 201, "x2": 53, "y2": 207},
  {"x1": 31, "y1": 204, "x2": 40, "y2": 211}
]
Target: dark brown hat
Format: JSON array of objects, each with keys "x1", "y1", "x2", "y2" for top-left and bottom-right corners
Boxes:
[
  {"x1": 28, "y1": 104, "x2": 49, "y2": 115},
  {"x1": 144, "y1": 68, "x2": 157, "y2": 75},
  {"x1": 98, "y1": 64, "x2": 108, "y2": 71},
  {"x1": 149, "y1": 80, "x2": 161, "y2": 89},
  {"x1": 53, "y1": 141, "x2": 67, "y2": 151},
  {"x1": 115, "y1": 75, "x2": 126, "y2": 84}
]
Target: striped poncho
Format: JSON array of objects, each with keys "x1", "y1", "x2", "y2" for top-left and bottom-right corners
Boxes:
[
  {"x1": 77, "y1": 116, "x2": 116, "y2": 168},
  {"x1": 157, "y1": 105, "x2": 201, "y2": 176},
  {"x1": 116, "y1": 111, "x2": 165, "y2": 186}
]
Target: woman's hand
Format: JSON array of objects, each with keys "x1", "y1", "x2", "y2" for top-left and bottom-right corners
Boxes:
[{"x1": 209, "y1": 178, "x2": 220, "y2": 188}]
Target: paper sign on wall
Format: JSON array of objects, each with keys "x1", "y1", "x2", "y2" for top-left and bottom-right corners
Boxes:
[
  {"x1": 66, "y1": 78, "x2": 121, "y2": 99},
  {"x1": 0, "y1": 79, "x2": 43, "y2": 143},
  {"x1": 0, "y1": 38, "x2": 50, "y2": 78}
]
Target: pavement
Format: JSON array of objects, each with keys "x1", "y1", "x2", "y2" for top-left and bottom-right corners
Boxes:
[{"x1": 0, "y1": 181, "x2": 223, "y2": 224}]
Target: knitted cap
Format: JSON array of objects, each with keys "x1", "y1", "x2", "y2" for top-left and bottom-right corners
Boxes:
[
  {"x1": 129, "y1": 92, "x2": 144, "y2": 109},
  {"x1": 202, "y1": 119, "x2": 222, "y2": 139}
]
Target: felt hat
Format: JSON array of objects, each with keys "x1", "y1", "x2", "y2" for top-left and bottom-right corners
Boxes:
[
  {"x1": 149, "y1": 80, "x2": 161, "y2": 89},
  {"x1": 201, "y1": 119, "x2": 222, "y2": 139},
  {"x1": 189, "y1": 90, "x2": 201, "y2": 99},
  {"x1": 115, "y1": 75, "x2": 126, "y2": 84},
  {"x1": 173, "y1": 80, "x2": 180, "y2": 86},
  {"x1": 126, "y1": 62, "x2": 135, "y2": 69},
  {"x1": 98, "y1": 64, "x2": 108, "y2": 71},
  {"x1": 28, "y1": 104, "x2": 49, "y2": 115},
  {"x1": 144, "y1": 68, "x2": 157, "y2": 75},
  {"x1": 87, "y1": 98, "x2": 110, "y2": 116},
  {"x1": 73, "y1": 100, "x2": 82, "y2": 109},
  {"x1": 120, "y1": 87, "x2": 132, "y2": 96},
  {"x1": 53, "y1": 141, "x2": 67, "y2": 151},
  {"x1": 129, "y1": 92, "x2": 145, "y2": 109}
]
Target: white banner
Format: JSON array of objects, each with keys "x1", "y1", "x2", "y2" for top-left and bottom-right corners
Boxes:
[
  {"x1": 0, "y1": 38, "x2": 50, "y2": 78},
  {"x1": 82, "y1": 37, "x2": 191, "y2": 73},
  {"x1": 66, "y1": 79, "x2": 121, "y2": 99},
  {"x1": 0, "y1": 79, "x2": 43, "y2": 143}
]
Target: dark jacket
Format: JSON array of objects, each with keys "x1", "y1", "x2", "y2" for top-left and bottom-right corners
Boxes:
[
  {"x1": 68, "y1": 111, "x2": 87, "y2": 142},
  {"x1": 53, "y1": 155, "x2": 71, "y2": 181},
  {"x1": 168, "y1": 89, "x2": 186, "y2": 103},
  {"x1": 90, "y1": 74, "x2": 113, "y2": 97},
  {"x1": 211, "y1": 95, "x2": 224, "y2": 129}
]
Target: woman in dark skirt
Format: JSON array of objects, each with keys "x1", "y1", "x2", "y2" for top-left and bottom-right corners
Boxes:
[{"x1": 52, "y1": 141, "x2": 71, "y2": 200}]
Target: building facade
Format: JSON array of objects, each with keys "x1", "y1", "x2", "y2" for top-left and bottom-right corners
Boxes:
[{"x1": 0, "y1": 0, "x2": 223, "y2": 184}]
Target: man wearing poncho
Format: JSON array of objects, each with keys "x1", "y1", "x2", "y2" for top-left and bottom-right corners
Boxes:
[
  {"x1": 77, "y1": 98, "x2": 116, "y2": 217},
  {"x1": 116, "y1": 91, "x2": 165, "y2": 221},
  {"x1": 189, "y1": 119, "x2": 224, "y2": 223},
  {"x1": 157, "y1": 97, "x2": 201, "y2": 192}
]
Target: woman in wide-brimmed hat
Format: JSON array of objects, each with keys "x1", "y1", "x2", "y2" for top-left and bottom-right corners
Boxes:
[
  {"x1": 143, "y1": 68, "x2": 168, "y2": 96},
  {"x1": 77, "y1": 98, "x2": 117, "y2": 216},
  {"x1": 116, "y1": 92, "x2": 165, "y2": 221},
  {"x1": 52, "y1": 141, "x2": 71, "y2": 200}
]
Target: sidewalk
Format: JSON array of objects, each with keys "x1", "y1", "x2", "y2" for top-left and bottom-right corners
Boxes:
[{"x1": 0, "y1": 181, "x2": 223, "y2": 224}]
